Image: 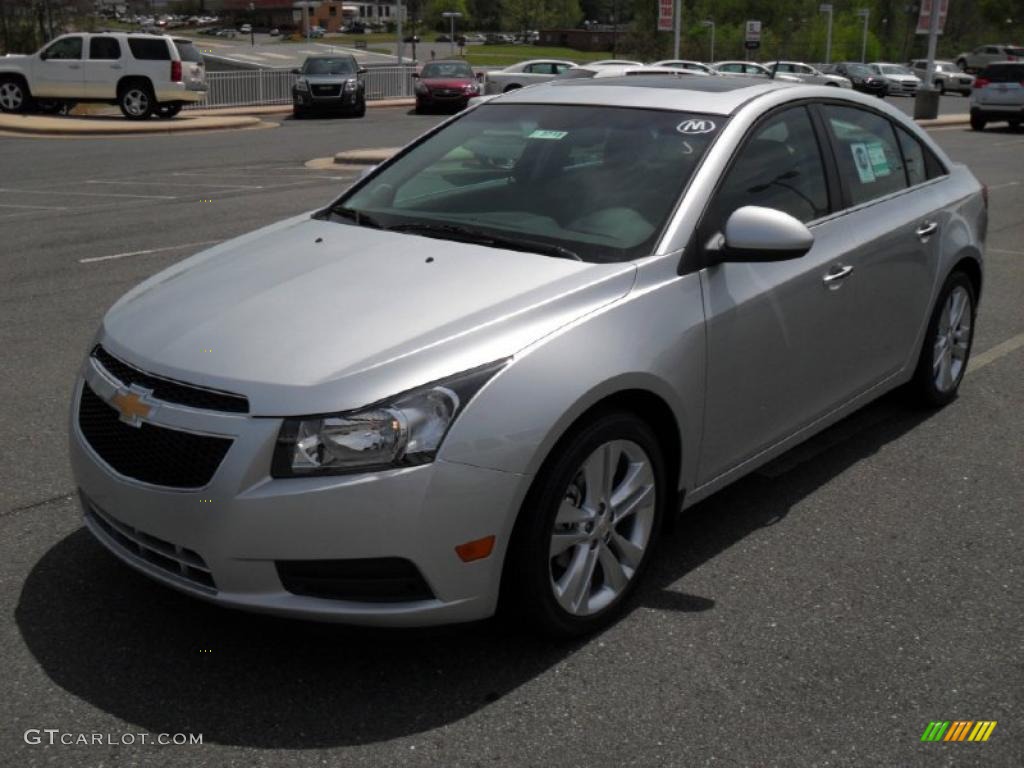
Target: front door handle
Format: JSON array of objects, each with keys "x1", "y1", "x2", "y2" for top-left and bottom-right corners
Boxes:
[
  {"x1": 823, "y1": 264, "x2": 854, "y2": 289},
  {"x1": 110, "y1": 64, "x2": 123, "y2": 69},
  {"x1": 916, "y1": 221, "x2": 939, "y2": 240}
]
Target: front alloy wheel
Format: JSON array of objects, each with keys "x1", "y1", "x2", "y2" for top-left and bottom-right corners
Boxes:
[
  {"x1": 550, "y1": 440, "x2": 657, "y2": 616},
  {"x1": 503, "y1": 412, "x2": 666, "y2": 637},
  {"x1": 0, "y1": 79, "x2": 27, "y2": 113}
]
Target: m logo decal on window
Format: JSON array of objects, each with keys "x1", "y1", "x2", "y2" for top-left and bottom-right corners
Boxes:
[{"x1": 677, "y1": 119, "x2": 717, "y2": 135}]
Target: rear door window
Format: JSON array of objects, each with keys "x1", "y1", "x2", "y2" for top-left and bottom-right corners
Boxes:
[
  {"x1": 821, "y1": 105, "x2": 908, "y2": 207},
  {"x1": 89, "y1": 37, "x2": 121, "y2": 60},
  {"x1": 127, "y1": 37, "x2": 171, "y2": 60}
]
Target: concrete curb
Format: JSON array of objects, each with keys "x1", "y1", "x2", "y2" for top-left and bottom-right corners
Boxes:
[
  {"x1": 334, "y1": 147, "x2": 400, "y2": 165},
  {"x1": 0, "y1": 113, "x2": 264, "y2": 136},
  {"x1": 917, "y1": 113, "x2": 970, "y2": 127}
]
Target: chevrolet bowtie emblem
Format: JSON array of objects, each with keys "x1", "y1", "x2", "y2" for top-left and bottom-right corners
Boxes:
[{"x1": 110, "y1": 387, "x2": 154, "y2": 428}]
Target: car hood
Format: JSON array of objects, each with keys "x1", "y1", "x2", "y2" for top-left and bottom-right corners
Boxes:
[
  {"x1": 422, "y1": 77, "x2": 473, "y2": 88},
  {"x1": 99, "y1": 215, "x2": 636, "y2": 415},
  {"x1": 883, "y1": 74, "x2": 920, "y2": 82}
]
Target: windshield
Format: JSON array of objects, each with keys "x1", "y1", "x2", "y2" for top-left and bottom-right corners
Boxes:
[
  {"x1": 303, "y1": 57, "x2": 356, "y2": 75},
  {"x1": 420, "y1": 62, "x2": 473, "y2": 79},
  {"x1": 846, "y1": 64, "x2": 872, "y2": 76},
  {"x1": 880, "y1": 65, "x2": 913, "y2": 75},
  {"x1": 333, "y1": 104, "x2": 723, "y2": 263}
]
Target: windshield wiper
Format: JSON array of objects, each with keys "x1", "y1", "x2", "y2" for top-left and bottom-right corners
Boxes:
[
  {"x1": 319, "y1": 206, "x2": 385, "y2": 229},
  {"x1": 388, "y1": 222, "x2": 583, "y2": 261}
]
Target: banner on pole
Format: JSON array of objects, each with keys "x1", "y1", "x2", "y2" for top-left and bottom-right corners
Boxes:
[
  {"x1": 916, "y1": 0, "x2": 949, "y2": 35},
  {"x1": 657, "y1": 0, "x2": 674, "y2": 32}
]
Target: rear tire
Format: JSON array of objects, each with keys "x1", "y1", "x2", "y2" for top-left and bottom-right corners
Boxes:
[
  {"x1": 956, "y1": 58, "x2": 968, "y2": 71},
  {"x1": 352, "y1": 97, "x2": 366, "y2": 117},
  {"x1": 0, "y1": 77, "x2": 30, "y2": 113},
  {"x1": 908, "y1": 271, "x2": 976, "y2": 408},
  {"x1": 970, "y1": 112, "x2": 987, "y2": 131},
  {"x1": 118, "y1": 81, "x2": 154, "y2": 120},
  {"x1": 501, "y1": 412, "x2": 667, "y2": 638},
  {"x1": 1009, "y1": 119, "x2": 1022, "y2": 131}
]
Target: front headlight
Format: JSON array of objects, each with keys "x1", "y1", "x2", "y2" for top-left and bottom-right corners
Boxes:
[
  {"x1": 271, "y1": 360, "x2": 508, "y2": 477},
  {"x1": 295, "y1": 79, "x2": 309, "y2": 91},
  {"x1": 344, "y1": 78, "x2": 358, "y2": 92}
]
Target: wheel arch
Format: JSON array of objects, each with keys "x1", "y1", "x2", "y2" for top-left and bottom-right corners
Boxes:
[
  {"x1": 951, "y1": 252, "x2": 983, "y2": 303},
  {"x1": 116, "y1": 75, "x2": 154, "y2": 96},
  {"x1": 502, "y1": 83, "x2": 523, "y2": 93}
]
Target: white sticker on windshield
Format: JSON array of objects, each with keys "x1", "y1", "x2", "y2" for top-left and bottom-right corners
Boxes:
[
  {"x1": 528, "y1": 129, "x2": 568, "y2": 140},
  {"x1": 851, "y1": 142, "x2": 876, "y2": 184},
  {"x1": 677, "y1": 119, "x2": 716, "y2": 134}
]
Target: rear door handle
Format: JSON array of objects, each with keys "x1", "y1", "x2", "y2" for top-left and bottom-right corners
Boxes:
[
  {"x1": 110, "y1": 64, "x2": 123, "y2": 69},
  {"x1": 916, "y1": 221, "x2": 939, "y2": 240},
  {"x1": 68, "y1": 64, "x2": 80, "y2": 69},
  {"x1": 823, "y1": 264, "x2": 854, "y2": 288}
]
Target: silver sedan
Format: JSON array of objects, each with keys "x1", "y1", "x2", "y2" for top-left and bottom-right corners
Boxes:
[{"x1": 70, "y1": 75, "x2": 985, "y2": 637}]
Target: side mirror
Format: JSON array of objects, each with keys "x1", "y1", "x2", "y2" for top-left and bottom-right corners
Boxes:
[
  {"x1": 291, "y1": 67, "x2": 300, "y2": 74},
  {"x1": 713, "y1": 206, "x2": 814, "y2": 263},
  {"x1": 476, "y1": 71, "x2": 485, "y2": 80},
  {"x1": 410, "y1": 72, "x2": 419, "y2": 79},
  {"x1": 39, "y1": 50, "x2": 49, "y2": 60},
  {"x1": 357, "y1": 67, "x2": 367, "y2": 75}
]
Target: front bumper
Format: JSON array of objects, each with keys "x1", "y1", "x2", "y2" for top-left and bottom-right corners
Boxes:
[
  {"x1": 69, "y1": 360, "x2": 529, "y2": 626},
  {"x1": 416, "y1": 91, "x2": 473, "y2": 109},
  {"x1": 292, "y1": 88, "x2": 363, "y2": 110},
  {"x1": 154, "y1": 82, "x2": 206, "y2": 104}
]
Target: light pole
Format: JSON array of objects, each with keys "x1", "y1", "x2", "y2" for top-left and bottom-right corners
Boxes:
[
  {"x1": 441, "y1": 11, "x2": 461, "y2": 57},
  {"x1": 248, "y1": 2, "x2": 255, "y2": 47},
  {"x1": 672, "y1": 0, "x2": 681, "y2": 60},
  {"x1": 819, "y1": 3, "x2": 833, "y2": 64},
  {"x1": 700, "y1": 19, "x2": 715, "y2": 62},
  {"x1": 396, "y1": 0, "x2": 404, "y2": 64},
  {"x1": 856, "y1": 8, "x2": 870, "y2": 62}
]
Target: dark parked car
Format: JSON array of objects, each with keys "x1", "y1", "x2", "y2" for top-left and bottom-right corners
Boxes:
[
  {"x1": 823, "y1": 62, "x2": 888, "y2": 97},
  {"x1": 291, "y1": 55, "x2": 367, "y2": 118},
  {"x1": 413, "y1": 60, "x2": 480, "y2": 113}
]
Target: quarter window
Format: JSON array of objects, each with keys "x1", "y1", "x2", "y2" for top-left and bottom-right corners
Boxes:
[
  {"x1": 822, "y1": 105, "x2": 908, "y2": 206},
  {"x1": 89, "y1": 37, "x2": 121, "y2": 60},
  {"x1": 703, "y1": 106, "x2": 830, "y2": 237},
  {"x1": 43, "y1": 36, "x2": 82, "y2": 60}
]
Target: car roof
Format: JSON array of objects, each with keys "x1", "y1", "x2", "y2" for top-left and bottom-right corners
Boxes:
[{"x1": 490, "y1": 75, "x2": 797, "y2": 115}]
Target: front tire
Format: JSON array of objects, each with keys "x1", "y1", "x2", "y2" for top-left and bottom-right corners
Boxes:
[
  {"x1": 118, "y1": 81, "x2": 154, "y2": 120},
  {"x1": 502, "y1": 412, "x2": 667, "y2": 637},
  {"x1": 0, "y1": 77, "x2": 29, "y2": 113},
  {"x1": 908, "y1": 271, "x2": 976, "y2": 407},
  {"x1": 970, "y1": 112, "x2": 987, "y2": 131}
]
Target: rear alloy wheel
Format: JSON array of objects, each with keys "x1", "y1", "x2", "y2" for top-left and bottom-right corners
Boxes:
[
  {"x1": 909, "y1": 271, "x2": 976, "y2": 407},
  {"x1": 503, "y1": 413, "x2": 666, "y2": 637},
  {"x1": 119, "y1": 84, "x2": 154, "y2": 120},
  {"x1": 0, "y1": 78, "x2": 28, "y2": 113}
]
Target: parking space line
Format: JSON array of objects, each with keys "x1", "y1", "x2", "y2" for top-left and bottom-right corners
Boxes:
[
  {"x1": 0, "y1": 186, "x2": 176, "y2": 200},
  {"x1": 86, "y1": 179, "x2": 267, "y2": 191},
  {"x1": 0, "y1": 202, "x2": 68, "y2": 210},
  {"x1": 968, "y1": 331, "x2": 1024, "y2": 373},
  {"x1": 988, "y1": 248, "x2": 1024, "y2": 255},
  {"x1": 79, "y1": 239, "x2": 221, "y2": 264},
  {"x1": 987, "y1": 181, "x2": 1021, "y2": 191}
]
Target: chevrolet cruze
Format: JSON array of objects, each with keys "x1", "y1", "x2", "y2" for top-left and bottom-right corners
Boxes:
[{"x1": 71, "y1": 76, "x2": 985, "y2": 636}]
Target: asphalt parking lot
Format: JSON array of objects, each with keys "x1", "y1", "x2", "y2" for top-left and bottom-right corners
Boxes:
[{"x1": 0, "y1": 108, "x2": 1021, "y2": 767}]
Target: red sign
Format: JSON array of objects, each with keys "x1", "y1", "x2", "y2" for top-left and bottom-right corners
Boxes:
[
  {"x1": 916, "y1": 0, "x2": 949, "y2": 35},
  {"x1": 657, "y1": 0, "x2": 674, "y2": 32}
]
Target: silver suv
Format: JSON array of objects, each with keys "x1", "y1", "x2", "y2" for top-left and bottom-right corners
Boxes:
[
  {"x1": 0, "y1": 33, "x2": 206, "y2": 119},
  {"x1": 956, "y1": 44, "x2": 1024, "y2": 73},
  {"x1": 70, "y1": 77, "x2": 985, "y2": 636},
  {"x1": 969, "y1": 62, "x2": 1024, "y2": 130}
]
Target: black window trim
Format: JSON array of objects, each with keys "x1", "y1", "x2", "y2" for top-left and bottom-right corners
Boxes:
[{"x1": 681, "y1": 99, "x2": 837, "y2": 275}]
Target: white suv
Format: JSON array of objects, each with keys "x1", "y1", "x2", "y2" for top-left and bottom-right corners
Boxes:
[{"x1": 0, "y1": 33, "x2": 207, "y2": 119}]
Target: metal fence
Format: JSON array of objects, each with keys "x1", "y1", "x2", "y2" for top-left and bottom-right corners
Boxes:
[{"x1": 185, "y1": 66, "x2": 417, "y2": 110}]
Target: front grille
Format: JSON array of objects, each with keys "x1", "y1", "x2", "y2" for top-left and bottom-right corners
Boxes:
[
  {"x1": 78, "y1": 383, "x2": 232, "y2": 489},
  {"x1": 83, "y1": 494, "x2": 216, "y2": 591},
  {"x1": 313, "y1": 84, "x2": 341, "y2": 96},
  {"x1": 276, "y1": 558, "x2": 434, "y2": 602},
  {"x1": 93, "y1": 346, "x2": 249, "y2": 414}
]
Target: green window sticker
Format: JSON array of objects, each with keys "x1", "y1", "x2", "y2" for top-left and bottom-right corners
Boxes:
[
  {"x1": 850, "y1": 142, "x2": 876, "y2": 184},
  {"x1": 528, "y1": 129, "x2": 568, "y2": 140},
  {"x1": 866, "y1": 142, "x2": 891, "y2": 177}
]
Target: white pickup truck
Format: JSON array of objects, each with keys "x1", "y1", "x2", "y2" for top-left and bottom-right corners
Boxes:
[{"x1": 0, "y1": 32, "x2": 207, "y2": 119}]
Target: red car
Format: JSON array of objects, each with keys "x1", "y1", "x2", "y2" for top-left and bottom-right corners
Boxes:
[{"x1": 413, "y1": 60, "x2": 480, "y2": 113}]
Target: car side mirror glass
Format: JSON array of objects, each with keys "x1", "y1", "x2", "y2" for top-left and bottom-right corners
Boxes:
[
  {"x1": 712, "y1": 206, "x2": 814, "y2": 264},
  {"x1": 39, "y1": 50, "x2": 48, "y2": 60},
  {"x1": 410, "y1": 72, "x2": 419, "y2": 79},
  {"x1": 358, "y1": 67, "x2": 368, "y2": 75}
]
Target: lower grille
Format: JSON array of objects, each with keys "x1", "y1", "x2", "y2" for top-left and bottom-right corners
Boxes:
[
  {"x1": 276, "y1": 558, "x2": 434, "y2": 602},
  {"x1": 78, "y1": 383, "x2": 232, "y2": 489},
  {"x1": 83, "y1": 494, "x2": 216, "y2": 591},
  {"x1": 314, "y1": 85, "x2": 341, "y2": 96}
]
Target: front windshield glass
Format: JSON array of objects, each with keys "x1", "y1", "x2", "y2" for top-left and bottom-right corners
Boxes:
[
  {"x1": 420, "y1": 61, "x2": 473, "y2": 78},
  {"x1": 334, "y1": 104, "x2": 723, "y2": 263},
  {"x1": 881, "y1": 65, "x2": 913, "y2": 75},
  {"x1": 846, "y1": 64, "x2": 872, "y2": 76},
  {"x1": 303, "y1": 57, "x2": 356, "y2": 75}
]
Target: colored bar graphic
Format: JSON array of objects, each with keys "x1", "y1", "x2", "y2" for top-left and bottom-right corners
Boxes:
[{"x1": 921, "y1": 720, "x2": 997, "y2": 742}]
